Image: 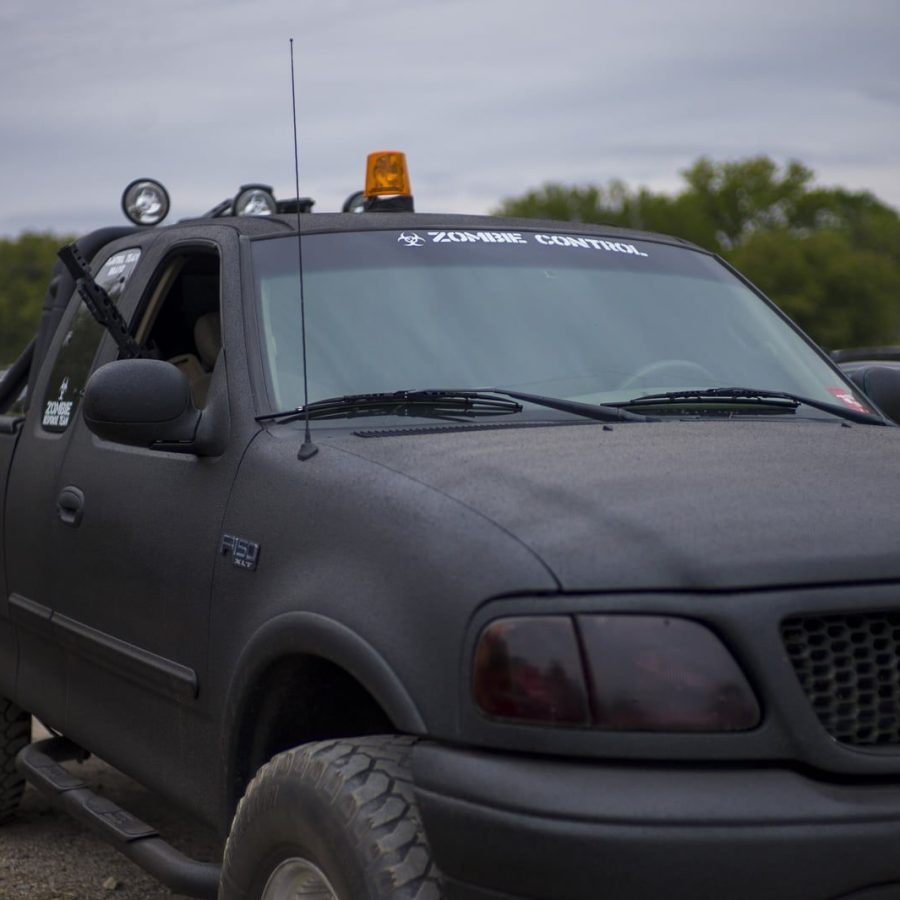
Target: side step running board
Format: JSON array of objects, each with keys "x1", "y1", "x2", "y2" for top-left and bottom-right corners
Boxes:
[{"x1": 16, "y1": 737, "x2": 220, "y2": 899}]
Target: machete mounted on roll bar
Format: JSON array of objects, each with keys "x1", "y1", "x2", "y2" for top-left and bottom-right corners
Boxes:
[{"x1": 58, "y1": 242, "x2": 144, "y2": 360}]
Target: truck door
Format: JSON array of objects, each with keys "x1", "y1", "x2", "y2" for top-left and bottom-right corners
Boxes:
[
  {"x1": 9, "y1": 229, "x2": 256, "y2": 800},
  {"x1": 6, "y1": 243, "x2": 143, "y2": 725}
]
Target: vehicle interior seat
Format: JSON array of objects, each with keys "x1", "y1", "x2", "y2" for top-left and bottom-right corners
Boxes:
[
  {"x1": 194, "y1": 312, "x2": 221, "y2": 370},
  {"x1": 168, "y1": 312, "x2": 221, "y2": 408}
]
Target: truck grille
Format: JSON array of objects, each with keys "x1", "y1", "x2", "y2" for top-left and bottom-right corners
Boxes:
[{"x1": 782, "y1": 613, "x2": 900, "y2": 747}]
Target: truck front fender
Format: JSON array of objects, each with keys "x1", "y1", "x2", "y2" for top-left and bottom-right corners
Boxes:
[{"x1": 220, "y1": 610, "x2": 425, "y2": 819}]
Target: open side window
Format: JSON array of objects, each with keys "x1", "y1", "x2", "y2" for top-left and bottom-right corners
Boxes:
[{"x1": 134, "y1": 248, "x2": 222, "y2": 408}]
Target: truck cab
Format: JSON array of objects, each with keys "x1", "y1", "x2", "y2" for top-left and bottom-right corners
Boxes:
[{"x1": 4, "y1": 157, "x2": 900, "y2": 900}]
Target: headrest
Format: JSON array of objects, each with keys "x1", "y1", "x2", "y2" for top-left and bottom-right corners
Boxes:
[
  {"x1": 194, "y1": 312, "x2": 221, "y2": 369},
  {"x1": 847, "y1": 364, "x2": 900, "y2": 423}
]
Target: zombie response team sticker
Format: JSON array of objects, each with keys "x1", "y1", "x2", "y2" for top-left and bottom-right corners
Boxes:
[
  {"x1": 397, "y1": 230, "x2": 649, "y2": 256},
  {"x1": 43, "y1": 377, "x2": 74, "y2": 429}
]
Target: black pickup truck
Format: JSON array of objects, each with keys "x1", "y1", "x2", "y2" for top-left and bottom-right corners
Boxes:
[{"x1": 4, "y1": 159, "x2": 900, "y2": 900}]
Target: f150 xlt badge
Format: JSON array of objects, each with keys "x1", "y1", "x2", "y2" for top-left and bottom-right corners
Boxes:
[{"x1": 221, "y1": 534, "x2": 260, "y2": 571}]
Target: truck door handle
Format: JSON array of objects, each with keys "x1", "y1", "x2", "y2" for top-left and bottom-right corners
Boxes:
[{"x1": 57, "y1": 486, "x2": 85, "y2": 527}]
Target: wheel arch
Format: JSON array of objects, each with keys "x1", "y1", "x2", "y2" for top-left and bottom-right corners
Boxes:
[{"x1": 221, "y1": 611, "x2": 426, "y2": 821}]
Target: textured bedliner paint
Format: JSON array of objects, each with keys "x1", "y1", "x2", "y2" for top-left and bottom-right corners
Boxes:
[
  {"x1": 332, "y1": 419, "x2": 900, "y2": 590},
  {"x1": 2, "y1": 209, "x2": 900, "y2": 899}
]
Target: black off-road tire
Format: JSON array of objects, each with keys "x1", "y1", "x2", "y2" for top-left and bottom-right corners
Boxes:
[
  {"x1": 219, "y1": 735, "x2": 444, "y2": 900},
  {"x1": 0, "y1": 698, "x2": 30, "y2": 824}
]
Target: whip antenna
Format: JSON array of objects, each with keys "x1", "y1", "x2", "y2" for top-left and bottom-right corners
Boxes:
[{"x1": 290, "y1": 38, "x2": 317, "y2": 461}]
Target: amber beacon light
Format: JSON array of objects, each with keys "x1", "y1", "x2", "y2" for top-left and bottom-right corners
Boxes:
[{"x1": 365, "y1": 151, "x2": 412, "y2": 198}]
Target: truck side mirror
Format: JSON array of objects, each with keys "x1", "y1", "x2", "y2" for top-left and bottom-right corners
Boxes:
[
  {"x1": 846, "y1": 365, "x2": 900, "y2": 424},
  {"x1": 83, "y1": 359, "x2": 203, "y2": 452}
]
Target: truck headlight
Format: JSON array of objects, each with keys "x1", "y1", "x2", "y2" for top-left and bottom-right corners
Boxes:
[
  {"x1": 473, "y1": 616, "x2": 590, "y2": 725},
  {"x1": 473, "y1": 614, "x2": 760, "y2": 732}
]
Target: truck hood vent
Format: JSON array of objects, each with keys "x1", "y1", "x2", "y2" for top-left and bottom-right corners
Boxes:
[{"x1": 353, "y1": 420, "x2": 587, "y2": 439}]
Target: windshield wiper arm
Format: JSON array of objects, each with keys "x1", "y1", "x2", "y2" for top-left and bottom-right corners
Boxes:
[
  {"x1": 257, "y1": 390, "x2": 524, "y2": 424},
  {"x1": 258, "y1": 387, "x2": 654, "y2": 425},
  {"x1": 487, "y1": 388, "x2": 652, "y2": 423},
  {"x1": 620, "y1": 387, "x2": 888, "y2": 426}
]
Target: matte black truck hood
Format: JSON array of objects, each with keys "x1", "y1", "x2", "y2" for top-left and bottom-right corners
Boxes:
[{"x1": 330, "y1": 419, "x2": 900, "y2": 591}]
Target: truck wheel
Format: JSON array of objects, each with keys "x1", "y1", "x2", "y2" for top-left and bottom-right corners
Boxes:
[
  {"x1": 219, "y1": 735, "x2": 443, "y2": 900},
  {"x1": 0, "y1": 698, "x2": 30, "y2": 823}
]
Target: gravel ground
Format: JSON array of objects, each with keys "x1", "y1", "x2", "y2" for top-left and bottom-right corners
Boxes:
[{"x1": 0, "y1": 722, "x2": 223, "y2": 899}]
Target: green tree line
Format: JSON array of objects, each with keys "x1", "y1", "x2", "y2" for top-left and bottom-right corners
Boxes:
[
  {"x1": 0, "y1": 232, "x2": 72, "y2": 368},
  {"x1": 495, "y1": 157, "x2": 900, "y2": 350},
  {"x1": 1, "y1": 160, "x2": 897, "y2": 368}
]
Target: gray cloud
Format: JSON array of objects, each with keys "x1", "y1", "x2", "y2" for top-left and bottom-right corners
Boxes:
[{"x1": 1, "y1": 0, "x2": 898, "y2": 235}]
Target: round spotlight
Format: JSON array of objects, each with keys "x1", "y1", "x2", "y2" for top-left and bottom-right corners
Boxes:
[
  {"x1": 121, "y1": 179, "x2": 170, "y2": 226},
  {"x1": 342, "y1": 190, "x2": 367, "y2": 214},
  {"x1": 234, "y1": 184, "x2": 277, "y2": 217}
]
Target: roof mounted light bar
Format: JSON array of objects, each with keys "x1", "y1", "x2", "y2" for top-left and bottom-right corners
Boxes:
[
  {"x1": 197, "y1": 189, "x2": 314, "y2": 221},
  {"x1": 120, "y1": 148, "x2": 414, "y2": 225}
]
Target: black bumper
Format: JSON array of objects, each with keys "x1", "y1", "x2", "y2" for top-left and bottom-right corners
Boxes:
[{"x1": 412, "y1": 742, "x2": 900, "y2": 900}]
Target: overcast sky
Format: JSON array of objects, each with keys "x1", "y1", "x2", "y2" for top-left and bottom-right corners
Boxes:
[{"x1": 1, "y1": 0, "x2": 898, "y2": 237}]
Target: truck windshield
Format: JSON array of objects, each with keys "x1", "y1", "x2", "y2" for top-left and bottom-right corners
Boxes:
[{"x1": 250, "y1": 228, "x2": 860, "y2": 416}]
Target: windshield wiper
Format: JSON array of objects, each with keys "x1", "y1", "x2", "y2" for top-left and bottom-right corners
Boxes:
[
  {"x1": 488, "y1": 388, "x2": 651, "y2": 422},
  {"x1": 620, "y1": 387, "x2": 888, "y2": 426},
  {"x1": 258, "y1": 387, "x2": 653, "y2": 425},
  {"x1": 257, "y1": 390, "x2": 524, "y2": 424}
]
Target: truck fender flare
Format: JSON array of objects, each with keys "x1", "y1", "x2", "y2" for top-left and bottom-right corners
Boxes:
[{"x1": 221, "y1": 611, "x2": 426, "y2": 804}]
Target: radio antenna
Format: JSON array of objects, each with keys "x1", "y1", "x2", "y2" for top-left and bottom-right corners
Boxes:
[{"x1": 290, "y1": 38, "x2": 317, "y2": 461}]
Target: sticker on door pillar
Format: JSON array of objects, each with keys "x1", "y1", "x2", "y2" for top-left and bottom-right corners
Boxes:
[{"x1": 43, "y1": 377, "x2": 74, "y2": 429}]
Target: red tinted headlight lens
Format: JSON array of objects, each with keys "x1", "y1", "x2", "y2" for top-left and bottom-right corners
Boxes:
[
  {"x1": 473, "y1": 617, "x2": 590, "y2": 725},
  {"x1": 472, "y1": 614, "x2": 760, "y2": 731},
  {"x1": 578, "y1": 615, "x2": 760, "y2": 732}
]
